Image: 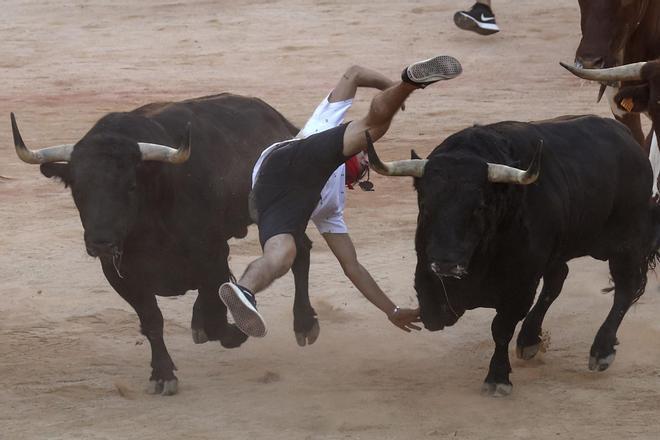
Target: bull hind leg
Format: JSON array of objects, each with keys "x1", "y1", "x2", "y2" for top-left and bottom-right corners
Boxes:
[
  {"x1": 589, "y1": 253, "x2": 647, "y2": 371},
  {"x1": 193, "y1": 285, "x2": 248, "y2": 349},
  {"x1": 291, "y1": 233, "x2": 320, "y2": 347},
  {"x1": 191, "y1": 241, "x2": 248, "y2": 348},
  {"x1": 516, "y1": 263, "x2": 568, "y2": 360}
]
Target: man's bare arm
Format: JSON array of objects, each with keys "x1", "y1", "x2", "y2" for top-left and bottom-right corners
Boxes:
[{"x1": 323, "y1": 232, "x2": 421, "y2": 332}]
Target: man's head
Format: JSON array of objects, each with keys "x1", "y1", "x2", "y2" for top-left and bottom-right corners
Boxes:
[{"x1": 345, "y1": 151, "x2": 369, "y2": 188}]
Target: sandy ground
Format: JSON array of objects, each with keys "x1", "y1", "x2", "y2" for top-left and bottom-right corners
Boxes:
[{"x1": 2, "y1": 1, "x2": 660, "y2": 439}]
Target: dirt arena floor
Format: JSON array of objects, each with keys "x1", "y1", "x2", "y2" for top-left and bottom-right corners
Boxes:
[{"x1": 2, "y1": 1, "x2": 660, "y2": 439}]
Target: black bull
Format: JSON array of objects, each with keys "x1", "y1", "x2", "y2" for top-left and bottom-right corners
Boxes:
[
  {"x1": 11, "y1": 93, "x2": 320, "y2": 395},
  {"x1": 368, "y1": 115, "x2": 660, "y2": 396}
]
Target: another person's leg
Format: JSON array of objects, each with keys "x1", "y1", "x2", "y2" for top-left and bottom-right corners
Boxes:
[
  {"x1": 343, "y1": 55, "x2": 462, "y2": 157},
  {"x1": 454, "y1": 1, "x2": 500, "y2": 36}
]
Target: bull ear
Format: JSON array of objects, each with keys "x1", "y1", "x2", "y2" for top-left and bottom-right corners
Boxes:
[
  {"x1": 615, "y1": 84, "x2": 650, "y2": 113},
  {"x1": 40, "y1": 163, "x2": 73, "y2": 187}
]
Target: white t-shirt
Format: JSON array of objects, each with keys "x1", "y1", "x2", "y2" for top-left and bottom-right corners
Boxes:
[
  {"x1": 252, "y1": 95, "x2": 352, "y2": 234},
  {"x1": 650, "y1": 132, "x2": 659, "y2": 200}
]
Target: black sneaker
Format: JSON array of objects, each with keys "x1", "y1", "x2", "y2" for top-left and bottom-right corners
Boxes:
[
  {"x1": 401, "y1": 55, "x2": 463, "y2": 88},
  {"x1": 219, "y1": 282, "x2": 267, "y2": 337},
  {"x1": 454, "y1": 2, "x2": 500, "y2": 36}
]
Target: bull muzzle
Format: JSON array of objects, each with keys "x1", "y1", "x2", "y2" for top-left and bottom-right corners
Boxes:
[
  {"x1": 86, "y1": 240, "x2": 125, "y2": 279},
  {"x1": 574, "y1": 56, "x2": 604, "y2": 70},
  {"x1": 86, "y1": 240, "x2": 120, "y2": 258},
  {"x1": 430, "y1": 261, "x2": 468, "y2": 279}
]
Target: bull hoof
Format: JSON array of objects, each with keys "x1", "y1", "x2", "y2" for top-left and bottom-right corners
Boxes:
[
  {"x1": 146, "y1": 378, "x2": 178, "y2": 396},
  {"x1": 191, "y1": 328, "x2": 209, "y2": 344},
  {"x1": 481, "y1": 381, "x2": 513, "y2": 397},
  {"x1": 219, "y1": 323, "x2": 248, "y2": 349},
  {"x1": 516, "y1": 343, "x2": 540, "y2": 360},
  {"x1": 295, "y1": 320, "x2": 320, "y2": 347},
  {"x1": 589, "y1": 352, "x2": 616, "y2": 372}
]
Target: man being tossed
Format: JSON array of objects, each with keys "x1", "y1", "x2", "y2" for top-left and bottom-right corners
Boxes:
[{"x1": 221, "y1": 55, "x2": 463, "y2": 337}]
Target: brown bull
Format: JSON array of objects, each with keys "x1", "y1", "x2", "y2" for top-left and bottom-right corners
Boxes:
[
  {"x1": 574, "y1": 0, "x2": 660, "y2": 146},
  {"x1": 562, "y1": 60, "x2": 660, "y2": 199}
]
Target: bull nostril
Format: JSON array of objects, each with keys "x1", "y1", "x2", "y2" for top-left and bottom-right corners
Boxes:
[{"x1": 430, "y1": 261, "x2": 468, "y2": 279}]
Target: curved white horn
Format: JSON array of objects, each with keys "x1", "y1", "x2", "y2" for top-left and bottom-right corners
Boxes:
[
  {"x1": 138, "y1": 122, "x2": 192, "y2": 164},
  {"x1": 365, "y1": 130, "x2": 427, "y2": 177},
  {"x1": 560, "y1": 61, "x2": 646, "y2": 82},
  {"x1": 11, "y1": 113, "x2": 74, "y2": 164},
  {"x1": 487, "y1": 141, "x2": 542, "y2": 185}
]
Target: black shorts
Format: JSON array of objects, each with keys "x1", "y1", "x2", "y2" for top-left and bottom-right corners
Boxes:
[{"x1": 252, "y1": 122, "x2": 349, "y2": 247}]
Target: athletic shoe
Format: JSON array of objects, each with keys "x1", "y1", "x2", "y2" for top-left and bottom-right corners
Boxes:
[
  {"x1": 219, "y1": 282, "x2": 267, "y2": 337},
  {"x1": 454, "y1": 2, "x2": 500, "y2": 36},
  {"x1": 401, "y1": 55, "x2": 463, "y2": 88}
]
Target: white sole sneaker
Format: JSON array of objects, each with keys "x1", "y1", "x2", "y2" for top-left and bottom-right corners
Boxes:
[
  {"x1": 454, "y1": 12, "x2": 500, "y2": 35},
  {"x1": 219, "y1": 283, "x2": 267, "y2": 338},
  {"x1": 404, "y1": 56, "x2": 463, "y2": 87}
]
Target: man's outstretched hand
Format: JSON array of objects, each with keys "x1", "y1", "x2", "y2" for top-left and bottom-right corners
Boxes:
[{"x1": 388, "y1": 307, "x2": 422, "y2": 332}]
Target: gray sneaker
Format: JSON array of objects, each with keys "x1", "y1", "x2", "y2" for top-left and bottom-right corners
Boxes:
[
  {"x1": 219, "y1": 282, "x2": 267, "y2": 337},
  {"x1": 401, "y1": 55, "x2": 463, "y2": 88}
]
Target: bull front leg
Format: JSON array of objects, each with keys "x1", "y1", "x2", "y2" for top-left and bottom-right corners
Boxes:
[
  {"x1": 102, "y1": 261, "x2": 178, "y2": 395},
  {"x1": 291, "y1": 233, "x2": 320, "y2": 346},
  {"x1": 483, "y1": 311, "x2": 518, "y2": 397},
  {"x1": 483, "y1": 287, "x2": 535, "y2": 397}
]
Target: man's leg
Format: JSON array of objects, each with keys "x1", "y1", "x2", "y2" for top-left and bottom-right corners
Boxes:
[
  {"x1": 328, "y1": 65, "x2": 394, "y2": 102},
  {"x1": 239, "y1": 234, "x2": 297, "y2": 293},
  {"x1": 342, "y1": 55, "x2": 462, "y2": 157},
  {"x1": 219, "y1": 234, "x2": 297, "y2": 337}
]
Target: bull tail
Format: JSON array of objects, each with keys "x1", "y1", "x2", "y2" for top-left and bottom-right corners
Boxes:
[
  {"x1": 602, "y1": 205, "x2": 660, "y2": 300},
  {"x1": 632, "y1": 204, "x2": 660, "y2": 302},
  {"x1": 633, "y1": 249, "x2": 660, "y2": 304}
]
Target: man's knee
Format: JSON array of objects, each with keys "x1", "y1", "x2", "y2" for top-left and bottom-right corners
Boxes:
[
  {"x1": 272, "y1": 249, "x2": 296, "y2": 277},
  {"x1": 264, "y1": 234, "x2": 297, "y2": 276},
  {"x1": 343, "y1": 65, "x2": 362, "y2": 81}
]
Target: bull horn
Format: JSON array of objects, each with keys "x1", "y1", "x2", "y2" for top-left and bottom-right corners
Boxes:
[
  {"x1": 487, "y1": 141, "x2": 542, "y2": 185},
  {"x1": 365, "y1": 130, "x2": 427, "y2": 177},
  {"x1": 559, "y1": 61, "x2": 646, "y2": 82},
  {"x1": 11, "y1": 113, "x2": 74, "y2": 164},
  {"x1": 137, "y1": 122, "x2": 192, "y2": 163}
]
